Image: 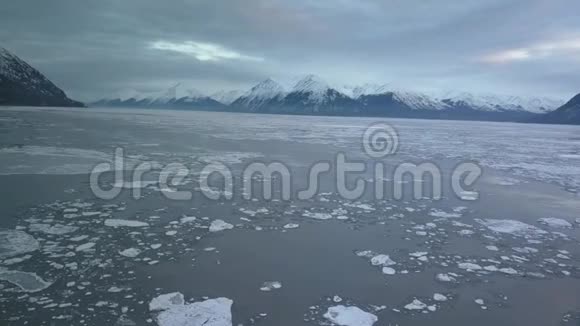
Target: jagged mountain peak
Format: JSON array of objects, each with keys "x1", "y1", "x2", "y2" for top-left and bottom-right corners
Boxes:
[
  {"x1": 249, "y1": 78, "x2": 285, "y2": 93},
  {"x1": 292, "y1": 74, "x2": 330, "y2": 94}
]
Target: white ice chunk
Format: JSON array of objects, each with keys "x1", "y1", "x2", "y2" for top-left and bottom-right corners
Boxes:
[
  {"x1": 149, "y1": 292, "x2": 185, "y2": 312},
  {"x1": 105, "y1": 219, "x2": 149, "y2": 227},
  {"x1": 323, "y1": 305, "x2": 378, "y2": 326},
  {"x1": 283, "y1": 223, "x2": 300, "y2": 229},
  {"x1": 155, "y1": 297, "x2": 233, "y2": 326},
  {"x1": 180, "y1": 216, "x2": 197, "y2": 224},
  {"x1": 259, "y1": 281, "x2": 282, "y2": 291},
  {"x1": 75, "y1": 242, "x2": 95, "y2": 252},
  {"x1": 119, "y1": 248, "x2": 141, "y2": 258},
  {"x1": 458, "y1": 262, "x2": 482, "y2": 271},
  {"x1": 209, "y1": 220, "x2": 234, "y2": 233},
  {"x1": 370, "y1": 254, "x2": 396, "y2": 267},
  {"x1": 538, "y1": 217, "x2": 572, "y2": 229},
  {"x1": 476, "y1": 219, "x2": 547, "y2": 238},
  {"x1": 433, "y1": 293, "x2": 447, "y2": 302},
  {"x1": 404, "y1": 299, "x2": 427, "y2": 311},
  {"x1": 382, "y1": 267, "x2": 396, "y2": 275},
  {"x1": 28, "y1": 224, "x2": 78, "y2": 235},
  {"x1": 303, "y1": 211, "x2": 333, "y2": 220},
  {"x1": 0, "y1": 268, "x2": 52, "y2": 292},
  {"x1": 0, "y1": 229, "x2": 39, "y2": 259}
]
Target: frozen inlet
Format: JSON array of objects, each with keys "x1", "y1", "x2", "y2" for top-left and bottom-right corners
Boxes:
[
  {"x1": 323, "y1": 305, "x2": 378, "y2": 326},
  {"x1": 0, "y1": 229, "x2": 39, "y2": 259},
  {"x1": 155, "y1": 297, "x2": 233, "y2": 326}
]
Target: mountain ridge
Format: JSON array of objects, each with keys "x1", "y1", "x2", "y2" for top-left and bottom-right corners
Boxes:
[
  {"x1": 0, "y1": 47, "x2": 84, "y2": 107},
  {"x1": 91, "y1": 75, "x2": 573, "y2": 123}
]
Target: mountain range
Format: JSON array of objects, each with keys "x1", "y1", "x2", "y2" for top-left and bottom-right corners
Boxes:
[
  {"x1": 93, "y1": 74, "x2": 572, "y2": 122},
  {"x1": 1, "y1": 46, "x2": 577, "y2": 124},
  {"x1": 0, "y1": 47, "x2": 83, "y2": 107}
]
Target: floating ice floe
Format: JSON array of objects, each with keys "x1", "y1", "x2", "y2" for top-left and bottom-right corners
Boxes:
[
  {"x1": 486, "y1": 245, "x2": 499, "y2": 251},
  {"x1": 180, "y1": 216, "x2": 197, "y2": 224},
  {"x1": 283, "y1": 223, "x2": 299, "y2": 229},
  {"x1": 0, "y1": 268, "x2": 52, "y2": 292},
  {"x1": 114, "y1": 180, "x2": 157, "y2": 189},
  {"x1": 370, "y1": 254, "x2": 396, "y2": 267},
  {"x1": 155, "y1": 297, "x2": 233, "y2": 326},
  {"x1": 104, "y1": 219, "x2": 149, "y2": 227},
  {"x1": 209, "y1": 220, "x2": 234, "y2": 232},
  {"x1": 150, "y1": 292, "x2": 186, "y2": 312},
  {"x1": 323, "y1": 305, "x2": 378, "y2": 326},
  {"x1": 458, "y1": 191, "x2": 478, "y2": 201},
  {"x1": 433, "y1": 293, "x2": 448, "y2": 302},
  {"x1": 303, "y1": 211, "x2": 333, "y2": 220},
  {"x1": 0, "y1": 229, "x2": 39, "y2": 259},
  {"x1": 382, "y1": 267, "x2": 396, "y2": 275},
  {"x1": 119, "y1": 248, "x2": 141, "y2": 258},
  {"x1": 429, "y1": 209, "x2": 462, "y2": 218},
  {"x1": 435, "y1": 273, "x2": 457, "y2": 282},
  {"x1": 476, "y1": 219, "x2": 548, "y2": 238},
  {"x1": 458, "y1": 262, "x2": 482, "y2": 271},
  {"x1": 537, "y1": 218, "x2": 573, "y2": 229},
  {"x1": 404, "y1": 299, "x2": 427, "y2": 311},
  {"x1": 28, "y1": 223, "x2": 78, "y2": 235},
  {"x1": 259, "y1": 281, "x2": 282, "y2": 291},
  {"x1": 75, "y1": 242, "x2": 95, "y2": 252}
]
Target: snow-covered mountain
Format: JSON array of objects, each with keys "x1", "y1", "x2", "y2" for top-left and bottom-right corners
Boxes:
[
  {"x1": 438, "y1": 91, "x2": 563, "y2": 114},
  {"x1": 92, "y1": 74, "x2": 566, "y2": 122},
  {"x1": 0, "y1": 47, "x2": 83, "y2": 107},
  {"x1": 272, "y1": 75, "x2": 359, "y2": 114},
  {"x1": 535, "y1": 93, "x2": 580, "y2": 125},
  {"x1": 210, "y1": 90, "x2": 243, "y2": 105},
  {"x1": 93, "y1": 84, "x2": 225, "y2": 110},
  {"x1": 230, "y1": 78, "x2": 285, "y2": 111}
]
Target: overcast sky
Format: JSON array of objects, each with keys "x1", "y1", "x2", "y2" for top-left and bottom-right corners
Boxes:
[{"x1": 1, "y1": 0, "x2": 579, "y2": 101}]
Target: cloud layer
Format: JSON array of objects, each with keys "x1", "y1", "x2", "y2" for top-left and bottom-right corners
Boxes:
[{"x1": 1, "y1": 0, "x2": 579, "y2": 101}]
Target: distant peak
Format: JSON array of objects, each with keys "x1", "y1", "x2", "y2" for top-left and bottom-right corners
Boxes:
[
  {"x1": 251, "y1": 78, "x2": 284, "y2": 92},
  {"x1": 292, "y1": 74, "x2": 330, "y2": 93}
]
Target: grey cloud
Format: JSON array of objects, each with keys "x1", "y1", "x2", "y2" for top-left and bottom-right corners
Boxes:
[{"x1": 1, "y1": 0, "x2": 579, "y2": 101}]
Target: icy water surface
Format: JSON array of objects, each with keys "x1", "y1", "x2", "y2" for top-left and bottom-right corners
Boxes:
[{"x1": 0, "y1": 107, "x2": 579, "y2": 326}]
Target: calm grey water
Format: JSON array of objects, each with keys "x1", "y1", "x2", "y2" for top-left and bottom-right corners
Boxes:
[{"x1": 0, "y1": 106, "x2": 579, "y2": 326}]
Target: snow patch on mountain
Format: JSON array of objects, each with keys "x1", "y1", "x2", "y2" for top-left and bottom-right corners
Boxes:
[{"x1": 210, "y1": 90, "x2": 242, "y2": 105}]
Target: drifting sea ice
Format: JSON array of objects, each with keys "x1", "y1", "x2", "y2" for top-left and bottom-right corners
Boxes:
[
  {"x1": 404, "y1": 299, "x2": 427, "y2": 311},
  {"x1": 149, "y1": 292, "x2": 185, "y2": 312},
  {"x1": 259, "y1": 281, "x2": 282, "y2": 291},
  {"x1": 209, "y1": 220, "x2": 234, "y2": 232},
  {"x1": 538, "y1": 217, "x2": 573, "y2": 229},
  {"x1": 476, "y1": 219, "x2": 548, "y2": 238},
  {"x1": 323, "y1": 305, "x2": 378, "y2": 326},
  {"x1": 370, "y1": 254, "x2": 396, "y2": 267},
  {"x1": 119, "y1": 248, "x2": 141, "y2": 258},
  {"x1": 0, "y1": 229, "x2": 39, "y2": 259},
  {"x1": 433, "y1": 293, "x2": 448, "y2": 302},
  {"x1": 155, "y1": 297, "x2": 233, "y2": 326},
  {"x1": 28, "y1": 223, "x2": 78, "y2": 235},
  {"x1": 283, "y1": 223, "x2": 300, "y2": 229},
  {"x1": 104, "y1": 219, "x2": 149, "y2": 227},
  {"x1": 0, "y1": 268, "x2": 52, "y2": 292}
]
